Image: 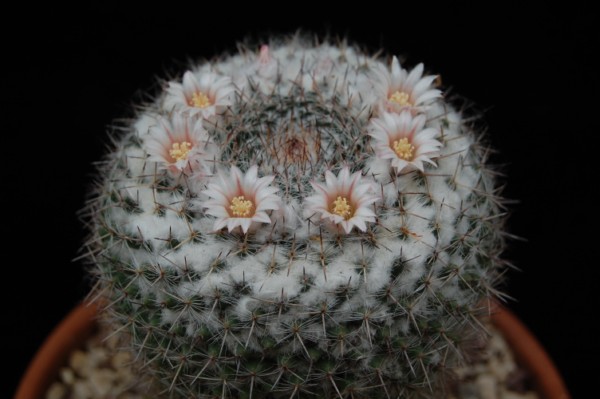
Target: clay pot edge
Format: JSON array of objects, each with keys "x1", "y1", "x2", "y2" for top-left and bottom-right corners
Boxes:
[{"x1": 15, "y1": 302, "x2": 570, "y2": 399}]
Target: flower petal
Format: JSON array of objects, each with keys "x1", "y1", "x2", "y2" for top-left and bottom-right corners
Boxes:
[
  {"x1": 182, "y1": 71, "x2": 200, "y2": 95},
  {"x1": 252, "y1": 212, "x2": 272, "y2": 224},
  {"x1": 239, "y1": 218, "x2": 253, "y2": 234}
]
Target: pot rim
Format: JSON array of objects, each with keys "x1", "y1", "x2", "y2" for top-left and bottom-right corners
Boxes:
[
  {"x1": 491, "y1": 303, "x2": 570, "y2": 399},
  {"x1": 14, "y1": 302, "x2": 98, "y2": 399},
  {"x1": 15, "y1": 302, "x2": 570, "y2": 399}
]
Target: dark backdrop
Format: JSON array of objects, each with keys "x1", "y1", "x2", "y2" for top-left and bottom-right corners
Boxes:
[{"x1": 4, "y1": 5, "x2": 597, "y2": 398}]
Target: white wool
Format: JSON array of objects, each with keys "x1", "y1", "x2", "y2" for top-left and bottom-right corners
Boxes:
[
  {"x1": 407, "y1": 196, "x2": 437, "y2": 221},
  {"x1": 368, "y1": 157, "x2": 394, "y2": 186},
  {"x1": 126, "y1": 216, "x2": 171, "y2": 250},
  {"x1": 424, "y1": 102, "x2": 448, "y2": 127},
  {"x1": 132, "y1": 112, "x2": 157, "y2": 138},
  {"x1": 160, "y1": 309, "x2": 179, "y2": 325},
  {"x1": 252, "y1": 272, "x2": 300, "y2": 301},
  {"x1": 415, "y1": 224, "x2": 438, "y2": 250},
  {"x1": 105, "y1": 206, "x2": 129, "y2": 231},
  {"x1": 231, "y1": 297, "x2": 262, "y2": 344},
  {"x1": 335, "y1": 239, "x2": 369, "y2": 265},
  {"x1": 189, "y1": 216, "x2": 215, "y2": 236},
  {"x1": 378, "y1": 214, "x2": 404, "y2": 239},
  {"x1": 431, "y1": 184, "x2": 462, "y2": 218},
  {"x1": 435, "y1": 218, "x2": 458, "y2": 249},
  {"x1": 275, "y1": 198, "x2": 304, "y2": 235},
  {"x1": 175, "y1": 281, "x2": 201, "y2": 300},
  {"x1": 439, "y1": 137, "x2": 472, "y2": 173},
  {"x1": 394, "y1": 249, "x2": 427, "y2": 296},
  {"x1": 193, "y1": 63, "x2": 212, "y2": 76},
  {"x1": 312, "y1": 258, "x2": 360, "y2": 294},
  {"x1": 455, "y1": 164, "x2": 481, "y2": 198},
  {"x1": 395, "y1": 172, "x2": 422, "y2": 194},
  {"x1": 226, "y1": 251, "x2": 270, "y2": 284},
  {"x1": 123, "y1": 145, "x2": 148, "y2": 178},
  {"x1": 439, "y1": 281, "x2": 461, "y2": 303},
  {"x1": 178, "y1": 240, "x2": 234, "y2": 274},
  {"x1": 376, "y1": 234, "x2": 404, "y2": 262},
  {"x1": 195, "y1": 272, "x2": 231, "y2": 297},
  {"x1": 446, "y1": 109, "x2": 463, "y2": 126},
  {"x1": 282, "y1": 257, "x2": 317, "y2": 279},
  {"x1": 120, "y1": 184, "x2": 153, "y2": 213},
  {"x1": 362, "y1": 252, "x2": 392, "y2": 293},
  {"x1": 455, "y1": 216, "x2": 471, "y2": 238},
  {"x1": 226, "y1": 256, "x2": 265, "y2": 285}
]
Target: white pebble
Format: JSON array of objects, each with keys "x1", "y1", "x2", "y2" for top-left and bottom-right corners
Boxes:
[
  {"x1": 111, "y1": 350, "x2": 132, "y2": 369},
  {"x1": 501, "y1": 391, "x2": 539, "y2": 399},
  {"x1": 59, "y1": 367, "x2": 75, "y2": 385},
  {"x1": 476, "y1": 374, "x2": 498, "y2": 399},
  {"x1": 72, "y1": 380, "x2": 93, "y2": 399},
  {"x1": 488, "y1": 353, "x2": 516, "y2": 381},
  {"x1": 88, "y1": 346, "x2": 109, "y2": 366},
  {"x1": 89, "y1": 368, "x2": 116, "y2": 396},
  {"x1": 70, "y1": 350, "x2": 91, "y2": 377},
  {"x1": 45, "y1": 382, "x2": 66, "y2": 399}
]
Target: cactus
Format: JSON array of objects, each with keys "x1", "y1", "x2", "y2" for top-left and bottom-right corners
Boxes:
[{"x1": 85, "y1": 37, "x2": 507, "y2": 398}]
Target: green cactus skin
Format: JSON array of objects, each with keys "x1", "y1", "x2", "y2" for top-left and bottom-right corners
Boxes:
[{"x1": 85, "y1": 37, "x2": 507, "y2": 398}]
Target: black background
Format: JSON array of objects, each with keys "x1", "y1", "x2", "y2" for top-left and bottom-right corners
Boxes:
[{"x1": 4, "y1": 5, "x2": 597, "y2": 398}]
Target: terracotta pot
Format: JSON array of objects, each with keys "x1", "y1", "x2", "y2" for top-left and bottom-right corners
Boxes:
[
  {"x1": 14, "y1": 303, "x2": 99, "y2": 399},
  {"x1": 14, "y1": 303, "x2": 570, "y2": 399},
  {"x1": 491, "y1": 307, "x2": 570, "y2": 399}
]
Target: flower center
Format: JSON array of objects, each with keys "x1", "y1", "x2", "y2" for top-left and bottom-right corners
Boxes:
[
  {"x1": 389, "y1": 90, "x2": 412, "y2": 107},
  {"x1": 189, "y1": 91, "x2": 211, "y2": 108},
  {"x1": 331, "y1": 196, "x2": 353, "y2": 220},
  {"x1": 230, "y1": 196, "x2": 254, "y2": 217},
  {"x1": 393, "y1": 138, "x2": 415, "y2": 161},
  {"x1": 169, "y1": 141, "x2": 192, "y2": 162}
]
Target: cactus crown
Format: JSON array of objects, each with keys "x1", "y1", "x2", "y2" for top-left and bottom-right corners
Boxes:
[{"x1": 86, "y1": 37, "x2": 507, "y2": 398}]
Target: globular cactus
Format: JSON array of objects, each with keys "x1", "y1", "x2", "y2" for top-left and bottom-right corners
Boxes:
[{"x1": 86, "y1": 37, "x2": 507, "y2": 398}]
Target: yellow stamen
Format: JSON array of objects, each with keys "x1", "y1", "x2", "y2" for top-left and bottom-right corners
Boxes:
[
  {"x1": 331, "y1": 196, "x2": 353, "y2": 220},
  {"x1": 189, "y1": 91, "x2": 211, "y2": 108},
  {"x1": 169, "y1": 141, "x2": 192, "y2": 162},
  {"x1": 393, "y1": 138, "x2": 415, "y2": 161},
  {"x1": 389, "y1": 90, "x2": 412, "y2": 107},
  {"x1": 230, "y1": 196, "x2": 254, "y2": 217}
]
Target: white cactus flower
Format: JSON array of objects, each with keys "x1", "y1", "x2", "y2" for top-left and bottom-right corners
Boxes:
[
  {"x1": 375, "y1": 56, "x2": 441, "y2": 114},
  {"x1": 369, "y1": 111, "x2": 442, "y2": 173},
  {"x1": 202, "y1": 165, "x2": 280, "y2": 234},
  {"x1": 305, "y1": 167, "x2": 379, "y2": 234},
  {"x1": 164, "y1": 71, "x2": 234, "y2": 118},
  {"x1": 145, "y1": 113, "x2": 214, "y2": 176}
]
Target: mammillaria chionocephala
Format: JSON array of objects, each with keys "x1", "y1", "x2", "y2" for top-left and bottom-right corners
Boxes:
[{"x1": 86, "y1": 38, "x2": 507, "y2": 398}]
